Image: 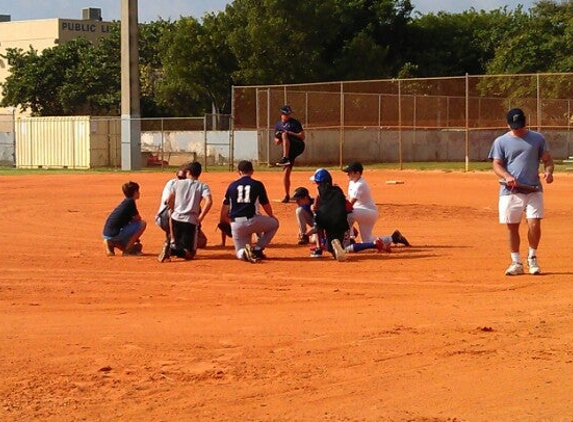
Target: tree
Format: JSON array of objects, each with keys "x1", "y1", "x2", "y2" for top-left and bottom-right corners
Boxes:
[
  {"x1": 486, "y1": 0, "x2": 573, "y2": 74},
  {"x1": 1, "y1": 21, "x2": 174, "y2": 116},
  {"x1": 157, "y1": 14, "x2": 237, "y2": 115},
  {"x1": 225, "y1": 0, "x2": 339, "y2": 85},
  {"x1": 326, "y1": 0, "x2": 414, "y2": 80},
  {"x1": 1, "y1": 38, "x2": 99, "y2": 115},
  {"x1": 138, "y1": 20, "x2": 176, "y2": 116},
  {"x1": 403, "y1": 7, "x2": 518, "y2": 77}
]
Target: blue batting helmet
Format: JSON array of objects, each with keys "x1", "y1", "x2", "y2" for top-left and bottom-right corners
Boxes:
[{"x1": 309, "y1": 168, "x2": 332, "y2": 183}]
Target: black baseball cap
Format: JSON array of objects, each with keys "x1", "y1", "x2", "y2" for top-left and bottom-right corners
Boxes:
[
  {"x1": 292, "y1": 187, "x2": 309, "y2": 199},
  {"x1": 342, "y1": 162, "x2": 364, "y2": 173},
  {"x1": 280, "y1": 105, "x2": 293, "y2": 115},
  {"x1": 507, "y1": 108, "x2": 526, "y2": 129}
]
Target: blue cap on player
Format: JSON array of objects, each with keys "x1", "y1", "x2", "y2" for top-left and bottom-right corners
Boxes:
[
  {"x1": 280, "y1": 105, "x2": 293, "y2": 115},
  {"x1": 310, "y1": 168, "x2": 332, "y2": 183}
]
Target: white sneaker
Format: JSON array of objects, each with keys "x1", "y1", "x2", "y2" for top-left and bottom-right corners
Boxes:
[
  {"x1": 505, "y1": 262, "x2": 524, "y2": 276},
  {"x1": 331, "y1": 239, "x2": 347, "y2": 262},
  {"x1": 527, "y1": 256, "x2": 541, "y2": 275}
]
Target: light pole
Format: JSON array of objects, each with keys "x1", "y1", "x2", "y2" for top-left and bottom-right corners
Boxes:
[{"x1": 120, "y1": 0, "x2": 141, "y2": 170}]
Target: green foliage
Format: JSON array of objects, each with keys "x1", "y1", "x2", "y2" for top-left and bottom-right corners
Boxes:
[
  {"x1": 479, "y1": 1, "x2": 573, "y2": 101},
  {"x1": 0, "y1": 21, "x2": 176, "y2": 116},
  {"x1": 325, "y1": 0, "x2": 414, "y2": 80},
  {"x1": 4, "y1": 0, "x2": 573, "y2": 117},
  {"x1": 485, "y1": 1, "x2": 573, "y2": 75},
  {"x1": 1, "y1": 38, "x2": 99, "y2": 115},
  {"x1": 157, "y1": 14, "x2": 237, "y2": 114},
  {"x1": 405, "y1": 7, "x2": 518, "y2": 77},
  {"x1": 224, "y1": 0, "x2": 339, "y2": 84}
]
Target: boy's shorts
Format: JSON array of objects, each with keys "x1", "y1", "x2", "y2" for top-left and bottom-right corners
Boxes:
[
  {"x1": 498, "y1": 192, "x2": 544, "y2": 224},
  {"x1": 287, "y1": 139, "x2": 305, "y2": 166},
  {"x1": 103, "y1": 221, "x2": 144, "y2": 246}
]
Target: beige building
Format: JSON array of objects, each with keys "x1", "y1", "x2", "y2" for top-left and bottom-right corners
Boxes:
[{"x1": 0, "y1": 8, "x2": 112, "y2": 114}]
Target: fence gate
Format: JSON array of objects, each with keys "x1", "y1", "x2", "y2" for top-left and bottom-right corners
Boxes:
[
  {"x1": 0, "y1": 112, "x2": 15, "y2": 166},
  {"x1": 203, "y1": 113, "x2": 233, "y2": 172}
]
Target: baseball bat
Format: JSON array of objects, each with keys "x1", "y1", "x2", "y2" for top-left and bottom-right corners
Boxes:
[{"x1": 498, "y1": 179, "x2": 539, "y2": 192}]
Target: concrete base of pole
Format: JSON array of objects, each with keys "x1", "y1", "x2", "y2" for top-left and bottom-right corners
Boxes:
[{"x1": 121, "y1": 116, "x2": 141, "y2": 170}]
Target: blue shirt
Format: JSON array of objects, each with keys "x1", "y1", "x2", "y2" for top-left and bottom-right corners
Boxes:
[
  {"x1": 103, "y1": 197, "x2": 138, "y2": 237},
  {"x1": 488, "y1": 130, "x2": 548, "y2": 195},
  {"x1": 298, "y1": 197, "x2": 314, "y2": 214},
  {"x1": 274, "y1": 117, "x2": 304, "y2": 142},
  {"x1": 223, "y1": 175, "x2": 270, "y2": 219}
]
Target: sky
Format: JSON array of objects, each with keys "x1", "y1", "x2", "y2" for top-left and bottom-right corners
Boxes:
[{"x1": 2, "y1": 1, "x2": 540, "y2": 23}]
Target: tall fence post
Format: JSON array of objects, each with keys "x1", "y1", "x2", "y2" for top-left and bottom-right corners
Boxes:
[
  {"x1": 12, "y1": 107, "x2": 16, "y2": 166},
  {"x1": 465, "y1": 73, "x2": 469, "y2": 172},
  {"x1": 229, "y1": 114, "x2": 234, "y2": 171},
  {"x1": 266, "y1": 88, "x2": 271, "y2": 166},
  {"x1": 339, "y1": 82, "x2": 344, "y2": 168},
  {"x1": 537, "y1": 73, "x2": 541, "y2": 132},
  {"x1": 398, "y1": 79, "x2": 403, "y2": 170},
  {"x1": 203, "y1": 114, "x2": 208, "y2": 171}
]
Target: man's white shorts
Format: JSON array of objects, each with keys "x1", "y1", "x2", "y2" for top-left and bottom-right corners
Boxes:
[{"x1": 498, "y1": 192, "x2": 544, "y2": 224}]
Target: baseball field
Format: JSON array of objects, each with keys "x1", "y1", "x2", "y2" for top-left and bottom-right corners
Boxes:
[{"x1": 1, "y1": 168, "x2": 573, "y2": 421}]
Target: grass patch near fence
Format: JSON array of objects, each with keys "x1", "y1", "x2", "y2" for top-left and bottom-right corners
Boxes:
[{"x1": 1, "y1": 161, "x2": 571, "y2": 175}]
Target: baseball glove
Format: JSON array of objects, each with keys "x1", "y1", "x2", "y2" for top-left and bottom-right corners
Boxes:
[
  {"x1": 197, "y1": 228, "x2": 208, "y2": 249},
  {"x1": 274, "y1": 130, "x2": 284, "y2": 139},
  {"x1": 217, "y1": 222, "x2": 232, "y2": 238}
]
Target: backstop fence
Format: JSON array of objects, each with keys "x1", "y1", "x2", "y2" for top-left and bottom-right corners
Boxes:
[{"x1": 232, "y1": 73, "x2": 573, "y2": 169}]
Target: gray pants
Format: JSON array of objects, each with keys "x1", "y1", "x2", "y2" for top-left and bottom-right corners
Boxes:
[
  {"x1": 231, "y1": 215, "x2": 279, "y2": 259},
  {"x1": 296, "y1": 207, "x2": 314, "y2": 235}
]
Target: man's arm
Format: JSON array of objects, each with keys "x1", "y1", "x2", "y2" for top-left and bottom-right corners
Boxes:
[
  {"x1": 541, "y1": 151, "x2": 554, "y2": 184},
  {"x1": 286, "y1": 128, "x2": 305, "y2": 141},
  {"x1": 492, "y1": 158, "x2": 516, "y2": 186},
  {"x1": 198, "y1": 194, "x2": 213, "y2": 223},
  {"x1": 166, "y1": 191, "x2": 175, "y2": 210},
  {"x1": 220, "y1": 203, "x2": 230, "y2": 223},
  {"x1": 261, "y1": 203, "x2": 277, "y2": 219}
]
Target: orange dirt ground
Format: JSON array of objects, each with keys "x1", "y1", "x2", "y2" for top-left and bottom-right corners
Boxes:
[{"x1": 1, "y1": 168, "x2": 573, "y2": 421}]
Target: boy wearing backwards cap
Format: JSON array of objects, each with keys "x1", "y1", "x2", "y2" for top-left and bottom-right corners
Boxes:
[{"x1": 292, "y1": 186, "x2": 316, "y2": 245}]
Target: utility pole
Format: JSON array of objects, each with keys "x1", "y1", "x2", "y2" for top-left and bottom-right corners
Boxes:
[{"x1": 120, "y1": 0, "x2": 141, "y2": 170}]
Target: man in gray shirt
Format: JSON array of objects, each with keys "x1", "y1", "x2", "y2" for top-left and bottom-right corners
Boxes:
[
  {"x1": 158, "y1": 162, "x2": 213, "y2": 262},
  {"x1": 488, "y1": 108, "x2": 554, "y2": 276}
]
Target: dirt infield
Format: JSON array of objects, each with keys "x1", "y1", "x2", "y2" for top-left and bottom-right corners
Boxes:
[{"x1": 1, "y1": 168, "x2": 573, "y2": 421}]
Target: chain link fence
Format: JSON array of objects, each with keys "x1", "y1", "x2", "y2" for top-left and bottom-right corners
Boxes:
[
  {"x1": 7, "y1": 114, "x2": 232, "y2": 169},
  {"x1": 233, "y1": 73, "x2": 573, "y2": 169},
  {"x1": 138, "y1": 114, "x2": 233, "y2": 171}
]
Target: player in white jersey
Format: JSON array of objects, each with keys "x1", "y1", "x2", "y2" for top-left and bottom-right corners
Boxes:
[{"x1": 342, "y1": 162, "x2": 410, "y2": 249}]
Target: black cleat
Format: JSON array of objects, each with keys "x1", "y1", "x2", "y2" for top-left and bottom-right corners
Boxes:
[
  {"x1": 298, "y1": 234, "x2": 309, "y2": 245},
  {"x1": 123, "y1": 241, "x2": 143, "y2": 256},
  {"x1": 281, "y1": 194, "x2": 290, "y2": 203},
  {"x1": 391, "y1": 230, "x2": 410, "y2": 246},
  {"x1": 253, "y1": 248, "x2": 267, "y2": 260},
  {"x1": 276, "y1": 157, "x2": 291, "y2": 166}
]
